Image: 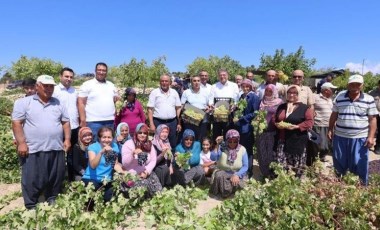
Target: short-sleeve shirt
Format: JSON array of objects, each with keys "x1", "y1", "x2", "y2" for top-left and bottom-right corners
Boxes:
[
  {"x1": 11, "y1": 94, "x2": 69, "y2": 153},
  {"x1": 181, "y1": 88, "x2": 210, "y2": 109},
  {"x1": 78, "y1": 79, "x2": 118, "y2": 122},
  {"x1": 333, "y1": 90, "x2": 378, "y2": 138},
  {"x1": 53, "y1": 83, "x2": 79, "y2": 129},
  {"x1": 210, "y1": 81, "x2": 239, "y2": 104},
  {"x1": 313, "y1": 93, "x2": 333, "y2": 127},
  {"x1": 200, "y1": 83, "x2": 212, "y2": 95},
  {"x1": 147, "y1": 88, "x2": 181, "y2": 119},
  {"x1": 82, "y1": 142, "x2": 120, "y2": 182},
  {"x1": 298, "y1": 85, "x2": 315, "y2": 106}
]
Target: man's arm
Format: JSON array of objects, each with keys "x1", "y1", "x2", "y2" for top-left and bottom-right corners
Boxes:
[
  {"x1": 12, "y1": 120, "x2": 28, "y2": 157},
  {"x1": 62, "y1": 121, "x2": 71, "y2": 152},
  {"x1": 148, "y1": 107, "x2": 155, "y2": 132},
  {"x1": 176, "y1": 106, "x2": 182, "y2": 132},
  {"x1": 365, "y1": 115, "x2": 377, "y2": 148},
  {"x1": 77, "y1": 97, "x2": 87, "y2": 127},
  {"x1": 327, "y1": 111, "x2": 338, "y2": 140}
]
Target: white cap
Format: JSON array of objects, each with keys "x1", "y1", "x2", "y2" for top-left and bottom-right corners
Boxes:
[
  {"x1": 348, "y1": 74, "x2": 363, "y2": 84},
  {"x1": 321, "y1": 82, "x2": 337, "y2": 90},
  {"x1": 36, "y1": 75, "x2": 56, "y2": 85}
]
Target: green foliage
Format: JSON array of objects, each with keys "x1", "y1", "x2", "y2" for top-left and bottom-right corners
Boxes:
[
  {"x1": 143, "y1": 185, "x2": 207, "y2": 229},
  {"x1": 331, "y1": 70, "x2": 380, "y2": 93},
  {"x1": 259, "y1": 46, "x2": 317, "y2": 80},
  {"x1": 10, "y1": 55, "x2": 63, "y2": 80},
  {"x1": 109, "y1": 56, "x2": 169, "y2": 88},
  {"x1": 0, "y1": 97, "x2": 14, "y2": 116},
  {"x1": 186, "y1": 55, "x2": 247, "y2": 83},
  {"x1": 0, "y1": 191, "x2": 22, "y2": 210}
]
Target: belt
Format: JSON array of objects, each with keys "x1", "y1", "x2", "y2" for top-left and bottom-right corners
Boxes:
[{"x1": 153, "y1": 117, "x2": 177, "y2": 123}]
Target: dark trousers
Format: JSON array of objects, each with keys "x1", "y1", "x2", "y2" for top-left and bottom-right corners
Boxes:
[
  {"x1": 240, "y1": 131, "x2": 254, "y2": 177},
  {"x1": 183, "y1": 122, "x2": 208, "y2": 142},
  {"x1": 67, "y1": 127, "x2": 79, "y2": 181},
  {"x1": 376, "y1": 116, "x2": 380, "y2": 148},
  {"x1": 87, "y1": 120, "x2": 114, "y2": 141},
  {"x1": 212, "y1": 122, "x2": 233, "y2": 141},
  {"x1": 21, "y1": 150, "x2": 65, "y2": 209},
  {"x1": 153, "y1": 117, "x2": 178, "y2": 150}
]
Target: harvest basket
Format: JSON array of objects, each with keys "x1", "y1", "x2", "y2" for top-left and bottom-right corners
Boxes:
[
  {"x1": 181, "y1": 104, "x2": 205, "y2": 126},
  {"x1": 213, "y1": 101, "x2": 230, "y2": 123}
]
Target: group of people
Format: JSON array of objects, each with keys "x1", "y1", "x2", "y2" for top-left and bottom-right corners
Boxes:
[{"x1": 11, "y1": 62, "x2": 378, "y2": 209}]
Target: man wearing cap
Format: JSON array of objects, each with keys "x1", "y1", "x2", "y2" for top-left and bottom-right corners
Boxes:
[
  {"x1": 12, "y1": 75, "x2": 71, "y2": 209},
  {"x1": 369, "y1": 79, "x2": 380, "y2": 154},
  {"x1": 328, "y1": 74, "x2": 377, "y2": 185},
  {"x1": 77, "y1": 62, "x2": 118, "y2": 138},
  {"x1": 53, "y1": 67, "x2": 79, "y2": 181},
  {"x1": 308, "y1": 82, "x2": 337, "y2": 164}
]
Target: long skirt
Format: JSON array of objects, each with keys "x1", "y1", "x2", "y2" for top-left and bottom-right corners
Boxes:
[
  {"x1": 134, "y1": 172, "x2": 162, "y2": 197},
  {"x1": 210, "y1": 170, "x2": 245, "y2": 198},
  {"x1": 275, "y1": 140, "x2": 307, "y2": 177},
  {"x1": 256, "y1": 130, "x2": 277, "y2": 178},
  {"x1": 154, "y1": 164, "x2": 172, "y2": 187},
  {"x1": 172, "y1": 165, "x2": 205, "y2": 186}
]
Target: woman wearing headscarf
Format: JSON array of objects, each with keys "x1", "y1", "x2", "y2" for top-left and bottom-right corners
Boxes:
[
  {"x1": 72, "y1": 127, "x2": 93, "y2": 181},
  {"x1": 273, "y1": 85, "x2": 314, "y2": 177},
  {"x1": 234, "y1": 79, "x2": 260, "y2": 178},
  {"x1": 122, "y1": 123, "x2": 162, "y2": 196},
  {"x1": 210, "y1": 129, "x2": 248, "y2": 198},
  {"x1": 173, "y1": 129, "x2": 205, "y2": 185},
  {"x1": 114, "y1": 87, "x2": 146, "y2": 136},
  {"x1": 256, "y1": 84, "x2": 283, "y2": 178},
  {"x1": 152, "y1": 124, "x2": 173, "y2": 187}
]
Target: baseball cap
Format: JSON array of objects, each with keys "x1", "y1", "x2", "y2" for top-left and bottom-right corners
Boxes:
[
  {"x1": 321, "y1": 82, "x2": 337, "y2": 90},
  {"x1": 348, "y1": 74, "x2": 363, "y2": 84},
  {"x1": 36, "y1": 75, "x2": 56, "y2": 85}
]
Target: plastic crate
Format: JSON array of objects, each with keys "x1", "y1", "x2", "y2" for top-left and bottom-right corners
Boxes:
[{"x1": 182, "y1": 104, "x2": 205, "y2": 126}]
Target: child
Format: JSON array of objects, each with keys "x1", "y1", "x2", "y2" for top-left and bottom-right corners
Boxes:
[
  {"x1": 200, "y1": 137, "x2": 219, "y2": 176},
  {"x1": 72, "y1": 127, "x2": 93, "y2": 181}
]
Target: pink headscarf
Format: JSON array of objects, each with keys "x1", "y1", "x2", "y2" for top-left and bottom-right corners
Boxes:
[
  {"x1": 225, "y1": 129, "x2": 242, "y2": 164},
  {"x1": 260, "y1": 84, "x2": 283, "y2": 109},
  {"x1": 152, "y1": 124, "x2": 171, "y2": 152}
]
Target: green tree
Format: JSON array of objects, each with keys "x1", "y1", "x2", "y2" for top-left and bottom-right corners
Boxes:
[
  {"x1": 109, "y1": 56, "x2": 169, "y2": 88},
  {"x1": 10, "y1": 55, "x2": 64, "y2": 80},
  {"x1": 259, "y1": 46, "x2": 317, "y2": 79},
  {"x1": 186, "y1": 55, "x2": 247, "y2": 83}
]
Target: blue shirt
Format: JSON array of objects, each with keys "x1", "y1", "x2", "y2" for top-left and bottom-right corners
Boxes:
[
  {"x1": 82, "y1": 142, "x2": 120, "y2": 182},
  {"x1": 175, "y1": 141, "x2": 201, "y2": 167},
  {"x1": 235, "y1": 92, "x2": 260, "y2": 133}
]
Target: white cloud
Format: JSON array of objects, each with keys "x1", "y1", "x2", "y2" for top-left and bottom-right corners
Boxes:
[{"x1": 345, "y1": 61, "x2": 380, "y2": 75}]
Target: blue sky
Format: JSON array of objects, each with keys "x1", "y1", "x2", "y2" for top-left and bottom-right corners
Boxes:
[{"x1": 1, "y1": 0, "x2": 379, "y2": 75}]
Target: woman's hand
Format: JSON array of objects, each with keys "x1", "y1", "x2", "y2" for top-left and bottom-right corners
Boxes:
[
  {"x1": 230, "y1": 175, "x2": 240, "y2": 186},
  {"x1": 134, "y1": 148, "x2": 143, "y2": 156},
  {"x1": 116, "y1": 135, "x2": 124, "y2": 142},
  {"x1": 102, "y1": 145, "x2": 113, "y2": 154},
  {"x1": 139, "y1": 171, "x2": 148, "y2": 179},
  {"x1": 169, "y1": 165, "x2": 174, "y2": 175},
  {"x1": 215, "y1": 136, "x2": 224, "y2": 144}
]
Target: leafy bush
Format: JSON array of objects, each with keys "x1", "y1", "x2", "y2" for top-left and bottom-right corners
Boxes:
[{"x1": 0, "y1": 97, "x2": 14, "y2": 116}]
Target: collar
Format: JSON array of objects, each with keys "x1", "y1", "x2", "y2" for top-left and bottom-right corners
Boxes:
[
  {"x1": 57, "y1": 83, "x2": 73, "y2": 90},
  {"x1": 159, "y1": 87, "x2": 170, "y2": 94},
  {"x1": 33, "y1": 94, "x2": 55, "y2": 104},
  {"x1": 344, "y1": 90, "x2": 364, "y2": 101}
]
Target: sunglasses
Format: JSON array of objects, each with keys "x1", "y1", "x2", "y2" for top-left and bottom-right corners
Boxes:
[
  {"x1": 292, "y1": 76, "x2": 303, "y2": 79},
  {"x1": 137, "y1": 131, "x2": 148, "y2": 135}
]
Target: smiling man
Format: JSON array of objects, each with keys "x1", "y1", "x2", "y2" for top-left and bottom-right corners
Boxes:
[
  {"x1": 12, "y1": 75, "x2": 71, "y2": 209},
  {"x1": 328, "y1": 74, "x2": 378, "y2": 185}
]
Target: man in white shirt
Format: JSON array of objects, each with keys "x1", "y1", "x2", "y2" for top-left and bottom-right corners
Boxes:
[
  {"x1": 77, "y1": 63, "x2": 118, "y2": 138},
  {"x1": 210, "y1": 69, "x2": 239, "y2": 139},
  {"x1": 148, "y1": 74, "x2": 182, "y2": 148},
  {"x1": 199, "y1": 70, "x2": 212, "y2": 95},
  {"x1": 53, "y1": 67, "x2": 79, "y2": 181},
  {"x1": 257, "y1": 70, "x2": 286, "y2": 100}
]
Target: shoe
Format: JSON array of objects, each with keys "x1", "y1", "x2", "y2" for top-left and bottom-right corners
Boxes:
[{"x1": 374, "y1": 147, "x2": 380, "y2": 155}]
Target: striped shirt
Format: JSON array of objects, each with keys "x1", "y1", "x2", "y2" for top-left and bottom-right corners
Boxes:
[
  {"x1": 314, "y1": 93, "x2": 333, "y2": 127},
  {"x1": 333, "y1": 90, "x2": 378, "y2": 138}
]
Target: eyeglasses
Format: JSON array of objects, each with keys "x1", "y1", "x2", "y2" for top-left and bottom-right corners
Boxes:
[
  {"x1": 292, "y1": 76, "x2": 303, "y2": 79},
  {"x1": 137, "y1": 131, "x2": 148, "y2": 135}
]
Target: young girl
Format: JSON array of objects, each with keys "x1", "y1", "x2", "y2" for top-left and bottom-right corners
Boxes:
[
  {"x1": 199, "y1": 137, "x2": 217, "y2": 176},
  {"x1": 72, "y1": 127, "x2": 93, "y2": 181},
  {"x1": 82, "y1": 127, "x2": 124, "y2": 203}
]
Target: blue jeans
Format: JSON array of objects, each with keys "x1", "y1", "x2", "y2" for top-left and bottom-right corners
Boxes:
[
  {"x1": 87, "y1": 120, "x2": 114, "y2": 141},
  {"x1": 332, "y1": 135, "x2": 369, "y2": 185}
]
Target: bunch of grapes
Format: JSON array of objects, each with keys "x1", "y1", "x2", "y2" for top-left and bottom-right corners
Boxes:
[
  {"x1": 104, "y1": 150, "x2": 117, "y2": 166},
  {"x1": 137, "y1": 152, "x2": 148, "y2": 166},
  {"x1": 251, "y1": 110, "x2": 268, "y2": 135}
]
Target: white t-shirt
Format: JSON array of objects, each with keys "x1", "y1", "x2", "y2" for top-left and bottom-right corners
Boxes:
[
  {"x1": 78, "y1": 79, "x2": 118, "y2": 122},
  {"x1": 53, "y1": 83, "x2": 79, "y2": 129},
  {"x1": 210, "y1": 81, "x2": 239, "y2": 104},
  {"x1": 147, "y1": 88, "x2": 181, "y2": 119}
]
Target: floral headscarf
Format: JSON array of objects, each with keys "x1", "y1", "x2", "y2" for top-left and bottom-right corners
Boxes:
[
  {"x1": 78, "y1": 127, "x2": 93, "y2": 151},
  {"x1": 133, "y1": 123, "x2": 152, "y2": 152},
  {"x1": 124, "y1": 87, "x2": 137, "y2": 111},
  {"x1": 181, "y1": 129, "x2": 195, "y2": 151},
  {"x1": 225, "y1": 129, "x2": 242, "y2": 164},
  {"x1": 286, "y1": 85, "x2": 301, "y2": 103},
  {"x1": 152, "y1": 124, "x2": 171, "y2": 152},
  {"x1": 260, "y1": 84, "x2": 283, "y2": 109},
  {"x1": 116, "y1": 122, "x2": 131, "y2": 144}
]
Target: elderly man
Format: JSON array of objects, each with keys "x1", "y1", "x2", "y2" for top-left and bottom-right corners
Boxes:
[
  {"x1": 246, "y1": 70, "x2": 256, "y2": 84},
  {"x1": 308, "y1": 82, "x2": 337, "y2": 165},
  {"x1": 369, "y1": 79, "x2": 380, "y2": 154},
  {"x1": 148, "y1": 74, "x2": 182, "y2": 148},
  {"x1": 78, "y1": 62, "x2": 118, "y2": 137},
  {"x1": 12, "y1": 75, "x2": 71, "y2": 209},
  {"x1": 210, "y1": 69, "x2": 239, "y2": 140},
  {"x1": 257, "y1": 70, "x2": 286, "y2": 100},
  {"x1": 53, "y1": 67, "x2": 79, "y2": 181},
  {"x1": 291, "y1": 69, "x2": 315, "y2": 109},
  {"x1": 235, "y1": 75, "x2": 244, "y2": 97},
  {"x1": 328, "y1": 74, "x2": 377, "y2": 185}
]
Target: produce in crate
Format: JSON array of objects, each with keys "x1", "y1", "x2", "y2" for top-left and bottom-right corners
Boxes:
[
  {"x1": 183, "y1": 109, "x2": 203, "y2": 121},
  {"x1": 214, "y1": 105, "x2": 229, "y2": 115}
]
